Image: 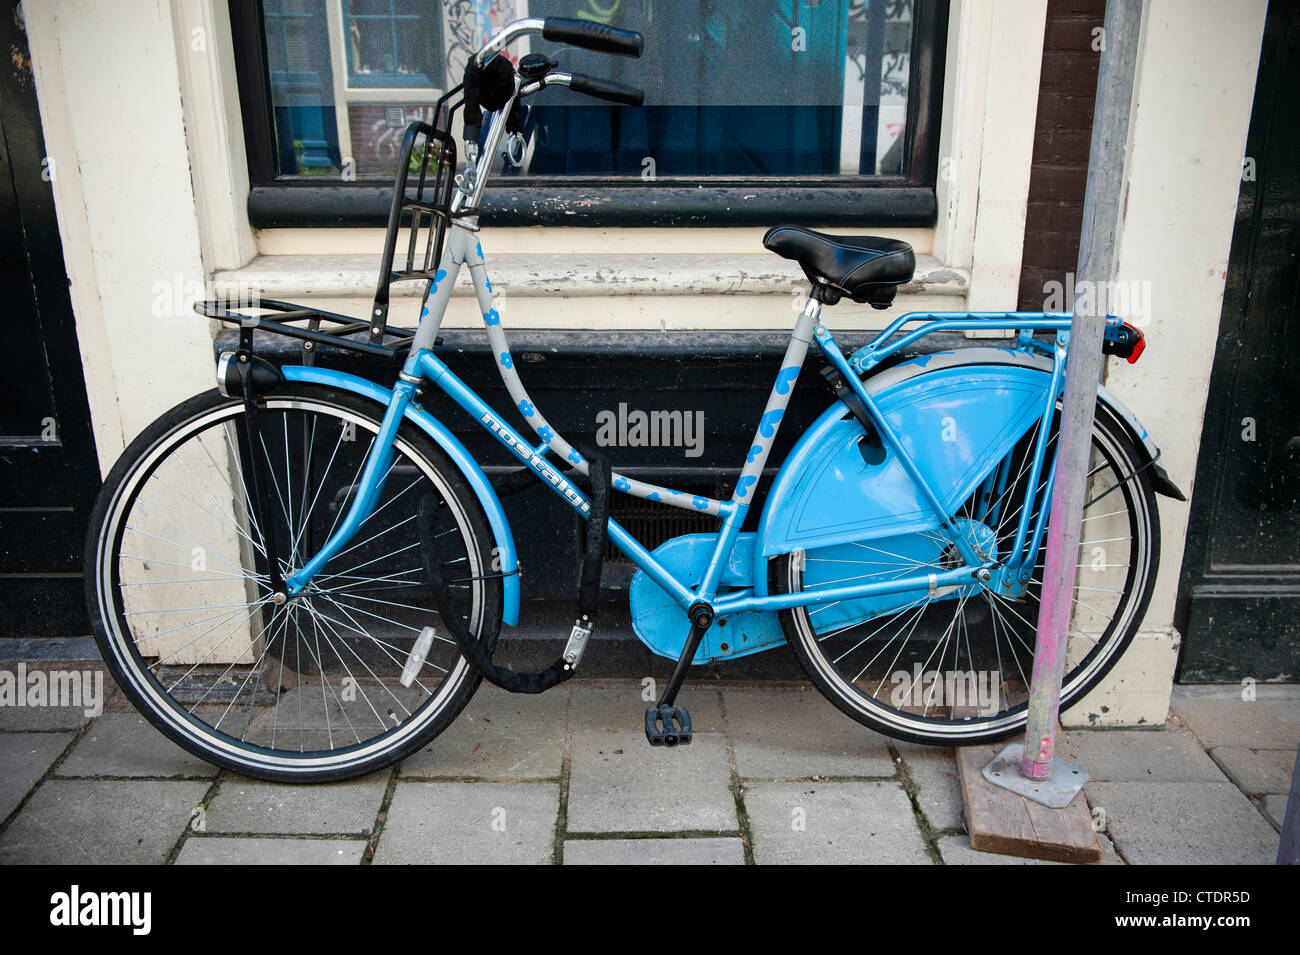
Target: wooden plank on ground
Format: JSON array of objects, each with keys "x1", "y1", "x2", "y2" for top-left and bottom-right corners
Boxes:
[{"x1": 955, "y1": 746, "x2": 1102, "y2": 864}]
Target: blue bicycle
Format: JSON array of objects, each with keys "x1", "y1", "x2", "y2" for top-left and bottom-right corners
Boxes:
[{"x1": 84, "y1": 17, "x2": 1181, "y2": 781}]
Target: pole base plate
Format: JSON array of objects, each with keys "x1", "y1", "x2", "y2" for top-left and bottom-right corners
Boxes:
[{"x1": 982, "y1": 742, "x2": 1089, "y2": 808}]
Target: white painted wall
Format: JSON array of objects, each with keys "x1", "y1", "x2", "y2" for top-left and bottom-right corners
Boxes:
[
  {"x1": 171, "y1": 0, "x2": 258, "y2": 273},
  {"x1": 25, "y1": 0, "x2": 229, "y2": 468},
  {"x1": 933, "y1": 0, "x2": 993, "y2": 274}
]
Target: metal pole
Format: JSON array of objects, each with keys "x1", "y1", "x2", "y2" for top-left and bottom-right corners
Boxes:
[{"x1": 1020, "y1": 0, "x2": 1145, "y2": 781}]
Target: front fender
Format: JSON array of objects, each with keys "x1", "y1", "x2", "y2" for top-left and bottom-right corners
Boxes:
[
  {"x1": 752, "y1": 346, "x2": 1182, "y2": 595},
  {"x1": 280, "y1": 365, "x2": 520, "y2": 626}
]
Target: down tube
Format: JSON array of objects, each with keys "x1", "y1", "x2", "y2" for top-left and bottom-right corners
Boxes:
[{"x1": 411, "y1": 350, "x2": 697, "y2": 610}]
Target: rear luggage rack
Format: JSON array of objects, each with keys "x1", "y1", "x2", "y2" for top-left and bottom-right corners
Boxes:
[{"x1": 197, "y1": 109, "x2": 459, "y2": 362}]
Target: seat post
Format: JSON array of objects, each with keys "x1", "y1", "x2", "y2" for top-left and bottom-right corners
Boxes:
[{"x1": 809, "y1": 281, "x2": 841, "y2": 306}]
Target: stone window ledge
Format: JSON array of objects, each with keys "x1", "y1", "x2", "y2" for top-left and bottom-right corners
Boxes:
[{"x1": 213, "y1": 253, "x2": 968, "y2": 300}]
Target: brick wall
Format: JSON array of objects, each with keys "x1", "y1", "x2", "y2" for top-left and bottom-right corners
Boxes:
[
  {"x1": 346, "y1": 103, "x2": 442, "y2": 176},
  {"x1": 1016, "y1": 0, "x2": 1106, "y2": 310}
]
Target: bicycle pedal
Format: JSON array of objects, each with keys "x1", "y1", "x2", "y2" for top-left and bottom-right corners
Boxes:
[{"x1": 644, "y1": 705, "x2": 692, "y2": 747}]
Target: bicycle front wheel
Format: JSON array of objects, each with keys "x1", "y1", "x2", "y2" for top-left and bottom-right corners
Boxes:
[
  {"x1": 85, "y1": 384, "x2": 501, "y2": 781},
  {"x1": 772, "y1": 400, "x2": 1159, "y2": 746}
]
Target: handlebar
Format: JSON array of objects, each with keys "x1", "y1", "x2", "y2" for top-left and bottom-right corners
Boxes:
[
  {"x1": 472, "y1": 17, "x2": 646, "y2": 109},
  {"x1": 454, "y1": 18, "x2": 644, "y2": 213},
  {"x1": 530, "y1": 71, "x2": 643, "y2": 107},
  {"x1": 475, "y1": 17, "x2": 643, "y2": 65},
  {"x1": 541, "y1": 17, "x2": 643, "y2": 57},
  {"x1": 565, "y1": 73, "x2": 645, "y2": 107}
]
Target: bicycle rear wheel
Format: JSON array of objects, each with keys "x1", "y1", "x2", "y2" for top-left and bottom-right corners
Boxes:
[
  {"x1": 85, "y1": 384, "x2": 501, "y2": 781},
  {"x1": 772, "y1": 401, "x2": 1159, "y2": 745}
]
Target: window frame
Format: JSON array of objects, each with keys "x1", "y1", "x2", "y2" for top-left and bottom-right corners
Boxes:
[{"x1": 231, "y1": 0, "x2": 950, "y2": 228}]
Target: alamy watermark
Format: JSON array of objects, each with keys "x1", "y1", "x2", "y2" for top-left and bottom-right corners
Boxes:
[
  {"x1": 1042, "y1": 272, "x2": 1153, "y2": 327},
  {"x1": 0, "y1": 664, "x2": 104, "y2": 718},
  {"x1": 151, "y1": 274, "x2": 261, "y2": 319},
  {"x1": 50, "y1": 885, "x2": 151, "y2": 935},
  {"x1": 595, "y1": 403, "x2": 705, "y2": 459},
  {"x1": 888, "y1": 666, "x2": 1000, "y2": 716}
]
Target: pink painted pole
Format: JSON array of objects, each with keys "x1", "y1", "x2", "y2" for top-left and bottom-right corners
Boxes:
[{"x1": 1020, "y1": 0, "x2": 1143, "y2": 781}]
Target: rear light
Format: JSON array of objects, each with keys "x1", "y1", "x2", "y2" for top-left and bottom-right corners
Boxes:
[
  {"x1": 1123, "y1": 323, "x2": 1146, "y2": 363},
  {"x1": 1102, "y1": 322, "x2": 1145, "y2": 363}
]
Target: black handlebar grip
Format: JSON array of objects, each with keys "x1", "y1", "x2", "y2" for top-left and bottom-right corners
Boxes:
[
  {"x1": 542, "y1": 17, "x2": 643, "y2": 57},
  {"x1": 568, "y1": 73, "x2": 644, "y2": 107}
]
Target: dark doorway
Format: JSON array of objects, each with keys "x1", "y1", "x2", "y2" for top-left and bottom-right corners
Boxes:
[
  {"x1": 0, "y1": 5, "x2": 101, "y2": 635},
  {"x1": 1175, "y1": 0, "x2": 1300, "y2": 682}
]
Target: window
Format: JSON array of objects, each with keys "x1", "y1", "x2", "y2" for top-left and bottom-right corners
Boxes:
[
  {"x1": 230, "y1": 0, "x2": 948, "y2": 226},
  {"x1": 262, "y1": 0, "x2": 339, "y2": 172},
  {"x1": 524, "y1": 0, "x2": 917, "y2": 178},
  {"x1": 343, "y1": 0, "x2": 445, "y2": 88}
]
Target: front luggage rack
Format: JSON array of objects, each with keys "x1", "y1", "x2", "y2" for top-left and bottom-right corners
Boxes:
[
  {"x1": 197, "y1": 113, "x2": 459, "y2": 362},
  {"x1": 195, "y1": 298, "x2": 417, "y2": 359}
]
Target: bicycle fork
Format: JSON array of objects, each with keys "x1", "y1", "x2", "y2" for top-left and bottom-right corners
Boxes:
[
  {"x1": 233, "y1": 348, "x2": 287, "y2": 600},
  {"x1": 281, "y1": 380, "x2": 416, "y2": 597}
]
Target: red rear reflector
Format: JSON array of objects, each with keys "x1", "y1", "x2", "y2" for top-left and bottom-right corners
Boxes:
[{"x1": 1124, "y1": 323, "x2": 1145, "y2": 363}]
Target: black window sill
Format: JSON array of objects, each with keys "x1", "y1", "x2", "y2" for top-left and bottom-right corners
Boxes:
[{"x1": 248, "y1": 181, "x2": 937, "y2": 229}]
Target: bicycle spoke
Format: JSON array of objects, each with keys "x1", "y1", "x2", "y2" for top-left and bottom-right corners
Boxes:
[
  {"x1": 854, "y1": 597, "x2": 932, "y2": 686},
  {"x1": 828, "y1": 594, "x2": 929, "y2": 665},
  {"x1": 125, "y1": 510, "x2": 245, "y2": 578},
  {"x1": 218, "y1": 421, "x2": 269, "y2": 557},
  {"x1": 310, "y1": 539, "x2": 424, "y2": 587},
  {"x1": 298, "y1": 600, "x2": 386, "y2": 736},
  {"x1": 138, "y1": 603, "x2": 255, "y2": 653},
  {"x1": 165, "y1": 455, "x2": 267, "y2": 560},
  {"x1": 302, "y1": 599, "x2": 420, "y2": 718},
  {"x1": 164, "y1": 599, "x2": 275, "y2": 697},
  {"x1": 313, "y1": 593, "x2": 444, "y2": 692},
  {"x1": 289, "y1": 417, "x2": 346, "y2": 558}
]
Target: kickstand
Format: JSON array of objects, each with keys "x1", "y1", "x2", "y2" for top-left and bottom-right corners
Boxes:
[{"x1": 644, "y1": 603, "x2": 712, "y2": 747}]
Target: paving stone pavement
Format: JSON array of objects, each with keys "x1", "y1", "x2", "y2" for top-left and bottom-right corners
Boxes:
[
  {"x1": 563, "y1": 836, "x2": 745, "y2": 865},
  {"x1": 0, "y1": 733, "x2": 73, "y2": 821},
  {"x1": 204, "y1": 776, "x2": 390, "y2": 835},
  {"x1": 399, "y1": 684, "x2": 568, "y2": 780},
  {"x1": 567, "y1": 729, "x2": 737, "y2": 833},
  {"x1": 0, "y1": 779, "x2": 212, "y2": 864},
  {"x1": 723, "y1": 685, "x2": 897, "y2": 778},
  {"x1": 372, "y1": 781, "x2": 560, "y2": 864},
  {"x1": 0, "y1": 679, "x2": 1292, "y2": 864},
  {"x1": 1086, "y1": 782, "x2": 1280, "y2": 865},
  {"x1": 175, "y1": 836, "x2": 366, "y2": 865},
  {"x1": 1262, "y1": 794, "x2": 1288, "y2": 829},
  {"x1": 744, "y1": 780, "x2": 932, "y2": 864},
  {"x1": 57, "y1": 713, "x2": 219, "y2": 779},
  {"x1": 1207, "y1": 746, "x2": 1293, "y2": 796}
]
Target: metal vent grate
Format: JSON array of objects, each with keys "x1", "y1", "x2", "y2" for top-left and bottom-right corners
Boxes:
[{"x1": 601, "y1": 484, "x2": 719, "y2": 563}]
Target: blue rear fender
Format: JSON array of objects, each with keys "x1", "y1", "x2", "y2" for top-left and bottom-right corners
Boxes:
[
  {"x1": 752, "y1": 347, "x2": 1178, "y2": 596},
  {"x1": 280, "y1": 365, "x2": 520, "y2": 626}
]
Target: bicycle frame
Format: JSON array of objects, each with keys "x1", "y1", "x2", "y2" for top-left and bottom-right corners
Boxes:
[{"x1": 279, "y1": 107, "x2": 1118, "y2": 628}]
